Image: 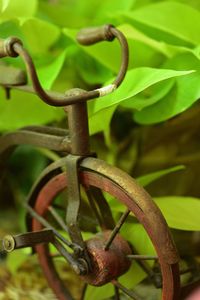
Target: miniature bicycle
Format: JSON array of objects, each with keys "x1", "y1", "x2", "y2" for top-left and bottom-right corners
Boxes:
[{"x1": 0, "y1": 24, "x2": 199, "y2": 300}]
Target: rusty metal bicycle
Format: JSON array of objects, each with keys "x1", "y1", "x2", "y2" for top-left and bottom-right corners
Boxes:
[{"x1": 0, "y1": 24, "x2": 198, "y2": 300}]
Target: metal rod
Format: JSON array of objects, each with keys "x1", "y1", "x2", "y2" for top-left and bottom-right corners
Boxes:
[
  {"x1": 68, "y1": 102, "x2": 90, "y2": 155},
  {"x1": 24, "y1": 203, "x2": 73, "y2": 248},
  {"x1": 114, "y1": 285, "x2": 120, "y2": 300},
  {"x1": 48, "y1": 206, "x2": 69, "y2": 234},
  {"x1": 85, "y1": 188, "x2": 103, "y2": 227},
  {"x1": 53, "y1": 239, "x2": 87, "y2": 275},
  {"x1": 112, "y1": 280, "x2": 142, "y2": 300},
  {"x1": 80, "y1": 284, "x2": 88, "y2": 300},
  {"x1": 13, "y1": 43, "x2": 100, "y2": 107},
  {"x1": 104, "y1": 209, "x2": 130, "y2": 250}
]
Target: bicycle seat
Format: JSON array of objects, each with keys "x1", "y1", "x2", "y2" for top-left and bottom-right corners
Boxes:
[{"x1": 0, "y1": 64, "x2": 27, "y2": 86}]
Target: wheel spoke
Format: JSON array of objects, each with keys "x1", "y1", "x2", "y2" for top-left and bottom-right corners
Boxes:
[
  {"x1": 48, "y1": 205, "x2": 69, "y2": 233},
  {"x1": 112, "y1": 280, "x2": 142, "y2": 300},
  {"x1": 80, "y1": 284, "x2": 88, "y2": 300},
  {"x1": 114, "y1": 285, "x2": 120, "y2": 300},
  {"x1": 104, "y1": 209, "x2": 130, "y2": 251},
  {"x1": 84, "y1": 187, "x2": 104, "y2": 227},
  {"x1": 24, "y1": 203, "x2": 73, "y2": 248}
]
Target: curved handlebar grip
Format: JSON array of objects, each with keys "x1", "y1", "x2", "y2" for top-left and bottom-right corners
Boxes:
[
  {"x1": 0, "y1": 37, "x2": 22, "y2": 58},
  {"x1": 76, "y1": 24, "x2": 115, "y2": 46}
]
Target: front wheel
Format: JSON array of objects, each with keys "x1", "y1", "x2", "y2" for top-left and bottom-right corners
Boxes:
[{"x1": 31, "y1": 157, "x2": 180, "y2": 300}]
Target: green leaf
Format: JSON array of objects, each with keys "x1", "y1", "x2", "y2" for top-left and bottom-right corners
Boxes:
[
  {"x1": 134, "y1": 53, "x2": 200, "y2": 124},
  {"x1": 1, "y1": 0, "x2": 9, "y2": 11},
  {"x1": 21, "y1": 17, "x2": 60, "y2": 53},
  {"x1": 0, "y1": 0, "x2": 37, "y2": 21},
  {"x1": 0, "y1": 89, "x2": 65, "y2": 132},
  {"x1": 154, "y1": 196, "x2": 200, "y2": 231},
  {"x1": 122, "y1": 2, "x2": 200, "y2": 46},
  {"x1": 37, "y1": 49, "x2": 67, "y2": 89},
  {"x1": 63, "y1": 27, "x2": 120, "y2": 73},
  {"x1": 118, "y1": 23, "x2": 197, "y2": 60},
  {"x1": 137, "y1": 165, "x2": 185, "y2": 187},
  {"x1": 92, "y1": 68, "x2": 194, "y2": 114},
  {"x1": 89, "y1": 105, "x2": 117, "y2": 136},
  {"x1": 118, "y1": 23, "x2": 171, "y2": 57},
  {"x1": 96, "y1": 0, "x2": 135, "y2": 21},
  {"x1": 121, "y1": 78, "x2": 175, "y2": 110}
]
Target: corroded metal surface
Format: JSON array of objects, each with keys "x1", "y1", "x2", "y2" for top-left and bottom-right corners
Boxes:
[
  {"x1": 0, "y1": 129, "x2": 71, "y2": 155},
  {"x1": 0, "y1": 24, "x2": 185, "y2": 300},
  {"x1": 81, "y1": 157, "x2": 180, "y2": 266},
  {"x1": 31, "y1": 161, "x2": 180, "y2": 300},
  {"x1": 82, "y1": 231, "x2": 131, "y2": 286},
  {"x1": 0, "y1": 26, "x2": 128, "y2": 106}
]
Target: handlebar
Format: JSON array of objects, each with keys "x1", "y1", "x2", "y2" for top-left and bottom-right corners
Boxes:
[{"x1": 0, "y1": 25, "x2": 128, "y2": 107}]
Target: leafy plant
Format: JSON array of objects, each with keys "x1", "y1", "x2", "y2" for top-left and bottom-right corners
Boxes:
[{"x1": 1, "y1": 0, "x2": 200, "y2": 299}]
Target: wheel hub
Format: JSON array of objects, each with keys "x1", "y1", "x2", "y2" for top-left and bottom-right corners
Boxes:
[{"x1": 81, "y1": 231, "x2": 132, "y2": 286}]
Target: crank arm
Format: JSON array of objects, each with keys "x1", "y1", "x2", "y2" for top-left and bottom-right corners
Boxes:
[
  {"x1": 1, "y1": 229, "x2": 54, "y2": 252},
  {"x1": 52, "y1": 238, "x2": 88, "y2": 275},
  {"x1": 0, "y1": 230, "x2": 89, "y2": 276}
]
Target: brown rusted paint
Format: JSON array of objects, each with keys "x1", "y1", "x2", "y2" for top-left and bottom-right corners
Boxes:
[
  {"x1": 32, "y1": 164, "x2": 180, "y2": 300},
  {"x1": 67, "y1": 102, "x2": 90, "y2": 156},
  {"x1": 0, "y1": 25, "x2": 128, "y2": 107},
  {"x1": 0, "y1": 128, "x2": 71, "y2": 155},
  {"x1": 82, "y1": 231, "x2": 131, "y2": 286},
  {"x1": 81, "y1": 157, "x2": 180, "y2": 266}
]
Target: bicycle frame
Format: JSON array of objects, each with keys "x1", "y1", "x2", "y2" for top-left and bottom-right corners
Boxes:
[
  {"x1": 1, "y1": 24, "x2": 190, "y2": 300},
  {"x1": 0, "y1": 24, "x2": 129, "y2": 265}
]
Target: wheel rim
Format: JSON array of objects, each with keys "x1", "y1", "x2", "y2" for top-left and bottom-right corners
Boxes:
[{"x1": 32, "y1": 171, "x2": 180, "y2": 300}]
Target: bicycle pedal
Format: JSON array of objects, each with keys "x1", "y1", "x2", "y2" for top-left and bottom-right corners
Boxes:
[{"x1": 1, "y1": 229, "x2": 54, "y2": 252}]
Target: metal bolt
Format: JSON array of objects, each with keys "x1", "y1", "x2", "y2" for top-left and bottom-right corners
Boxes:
[
  {"x1": 3, "y1": 235, "x2": 15, "y2": 252},
  {"x1": 71, "y1": 264, "x2": 81, "y2": 275},
  {"x1": 71, "y1": 259, "x2": 88, "y2": 276}
]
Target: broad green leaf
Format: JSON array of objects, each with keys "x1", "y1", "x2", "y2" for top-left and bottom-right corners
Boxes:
[
  {"x1": 92, "y1": 68, "x2": 194, "y2": 114},
  {"x1": 0, "y1": 0, "x2": 37, "y2": 21},
  {"x1": 121, "y1": 223, "x2": 156, "y2": 257},
  {"x1": 118, "y1": 23, "x2": 171, "y2": 57},
  {"x1": 37, "y1": 49, "x2": 68, "y2": 89},
  {"x1": 89, "y1": 105, "x2": 117, "y2": 136},
  {"x1": 1, "y1": 0, "x2": 9, "y2": 11},
  {"x1": 154, "y1": 196, "x2": 200, "y2": 231},
  {"x1": 63, "y1": 27, "x2": 120, "y2": 73},
  {"x1": 38, "y1": 1, "x2": 89, "y2": 28},
  {"x1": 0, "y1": 20, "x2": 24, "y2": 41},
  {"x1": 0, "y1": 89, "x2": 65, "y2": 132},
  {"x1": 21, "y1": 17, "x2": 60, "y2": 53},
  {"x1": 118, "y1": 23, "x2": 197, "y2": 59},
  {"x1": 96, "y1": 0, "x2": 135, "y2": 21},
  {"x1": 75, "y1": 51, "x2": 112, "y2": 85},
  {"x1": 137, "y1": 165, "x2": 185, "y2": 187},
  {"x1": 122, "y1": 2, "x2": 200, "y2": 46},
  {"x1": 121, "y1": 78, "x2": 175, "y2": 110},
  {"x1": 134, "y1": 53, "x2": 200, "y2": 124}
]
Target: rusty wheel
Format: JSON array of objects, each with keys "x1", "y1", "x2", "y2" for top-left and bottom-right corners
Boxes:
[{"x1": 31, "y1": 158, "x2": 180, "y2": 300}]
